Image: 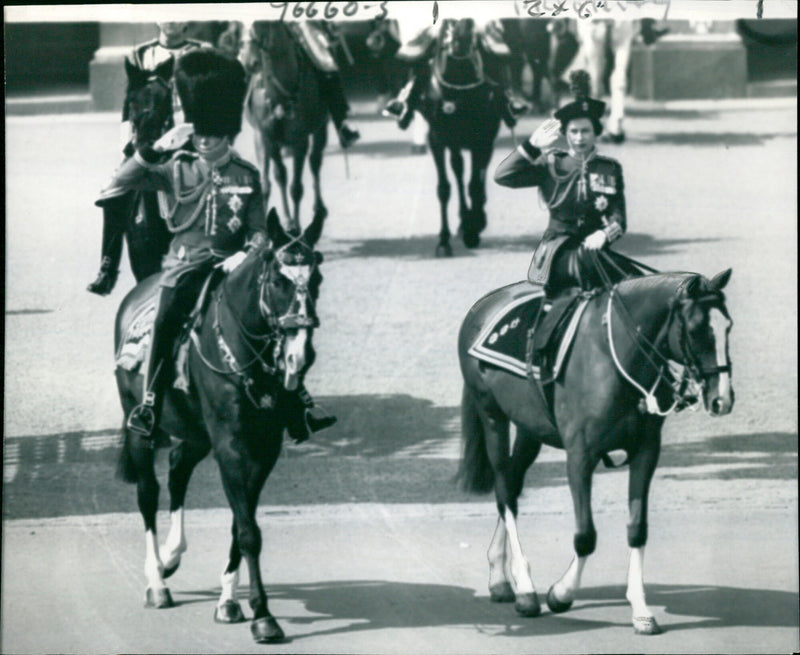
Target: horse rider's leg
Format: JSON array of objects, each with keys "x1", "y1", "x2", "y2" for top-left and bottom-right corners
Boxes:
[
  {"x1": 625, "y1": 422, "x2": 663, "y2": 634},
  {"x1": 88, "y1": 191, "x2": 132, "y2": 295},
  {"x1": 255, "y1": 129, "x2": 272, "y2": 209},
  {"x1": 271, "y1": 148, "x2": 295, "y2": 234},
  {"x1": 161, "y1": 439, "x2": 211, "y2": 578},
  {"x1": 430, "y1": 135, "x2": 452, "y2": 257},
  {"x1": 317, "y1": 71, "x2": 360, "y2": 147},
  {"x1": 290, "y1": 138, "x2": 309, "y2": 234},
  {"x1": 547, "y1": 446, "x2": 598, "y2": 612},
  {"x1": 211, "y1": 424, "x2": 284, "y2": 643},
  {"x1": 309, "y1": 126, "x2": 328, "y2": 221},
  {"x1": 214, "y1": 519, "x2": 247, "y2": 624}
]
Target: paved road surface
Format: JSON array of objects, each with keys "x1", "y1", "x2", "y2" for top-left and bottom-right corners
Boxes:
[{"x1": 3, "y1": 97, "x2": 798, "y2": 653}]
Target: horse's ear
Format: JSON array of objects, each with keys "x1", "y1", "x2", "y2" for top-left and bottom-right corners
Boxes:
[
  {"x1": 267, "y1": 208, "x2": 289, "y2": 248},
  {"x1": 709, "y1": 268, "x2": 732, "y2": 292},
  {"x1": 302, "y1": 210, "x2": 325, "y2": 248},
  {"x1": 153, "y1": 57, "x2": 174, "y2": 82},
  {"x1": 684, "y1": 275, "x2": 703, "y2": 298}
]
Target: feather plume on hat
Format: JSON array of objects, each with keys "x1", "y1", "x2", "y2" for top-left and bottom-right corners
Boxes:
[{"x1": 554, "y1": 70, "x2": 606, "y2": 132}]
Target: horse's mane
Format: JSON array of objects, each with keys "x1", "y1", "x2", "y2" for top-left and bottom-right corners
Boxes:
[{"x1": 615, "y1": 272, "x2": 699, "y2": 304}]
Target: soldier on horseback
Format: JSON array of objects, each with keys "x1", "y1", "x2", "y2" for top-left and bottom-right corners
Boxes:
[
  {"x1": 494, "y1": 71, "x2": 642, "y2": 368},
  {"x1": 383, "y1": 18, "x2": 530, "y2": 130},
  {"x1": 97, "y1": 49, "x2": 334, "y2": 443},
  {"x1": 88, "y1": 22, "x2": 211, "y2": 296},
  {"x1": 244, "y1": 21, "x2": 360, "y2": 149}
]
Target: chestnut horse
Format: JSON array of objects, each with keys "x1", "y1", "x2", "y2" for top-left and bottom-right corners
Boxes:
[{"x1": 457, "y1": 269, "x2": 734, "y2": 634}]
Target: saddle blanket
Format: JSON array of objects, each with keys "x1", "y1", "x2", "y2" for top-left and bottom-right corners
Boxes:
[
  {"x1": 116, "y1": 301, "x2": 192, "y2": 392},
  {"x1": 467, "y1": 288, "x2": 590, "y2": 380}
]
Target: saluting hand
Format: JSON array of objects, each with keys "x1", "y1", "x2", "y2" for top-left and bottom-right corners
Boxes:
[
  {"x1": 529, "y1": 118, "x2": 562, "y2": 149},
  {"x1": 153, "y1": 123, "x2": 195, "y2": 152}
]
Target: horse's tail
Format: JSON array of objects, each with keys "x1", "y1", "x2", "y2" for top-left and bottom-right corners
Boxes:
[
  {"x1": 116, "y1": 422, "x2": 139, "y2": 484},
  {"x1": 455, "y1": 384, "x2": 495, "y2": 493}
]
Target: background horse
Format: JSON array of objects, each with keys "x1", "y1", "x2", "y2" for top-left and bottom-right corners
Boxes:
[
  {"x1": 416, "y1": 18, "x2": 508, "y2": 257},
  {"x1": 242, "y1": 21, "x2": 328, "y2": 235},
  {"x1": 117, "y1": 58, "x2": 173, "y2": 281},
  {"x1": 115, "y1": 208, "x2": 325, "y2": 644},
  {"x1": 456, "y1": 270, "x2": 734, "y2": 634}
]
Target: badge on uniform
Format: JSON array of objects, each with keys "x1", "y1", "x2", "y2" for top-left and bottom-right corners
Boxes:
[
  {"x1": 594, "y1": 195, "x2": 609, "y2": 211},
  {"x1": 589, "y1": 173, "x2": 616, "y2": 194}
]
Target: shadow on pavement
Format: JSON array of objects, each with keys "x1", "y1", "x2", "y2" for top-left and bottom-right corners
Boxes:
[
  {"x1": 170, "y1": 580, "x2": 798, "y2": 640},
  {"x1": 324, "y1": 232, "x2": 725, "y2": 262}
]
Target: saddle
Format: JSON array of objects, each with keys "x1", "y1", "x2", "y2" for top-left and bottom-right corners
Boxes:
[
  {"x1": 116, "y1": 269, "x2": 224, "y2": 391},
  {"x1": 467, "y1": 283, "x2": 590, "y2": 384}
]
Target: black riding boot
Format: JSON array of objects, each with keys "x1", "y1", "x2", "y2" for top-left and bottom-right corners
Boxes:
[
  {"x1": 284, "y1": 384, "x2": 337, "y2": 443},
  {"x1": 87, "y1": 193, "x2": 131, "y2": 295},
  {"x1": 126, "y1": 286, "x2": 174, "y2": 438},
  {"x1": 318, "y1": 72, "x2": 360, "y2": 148}
]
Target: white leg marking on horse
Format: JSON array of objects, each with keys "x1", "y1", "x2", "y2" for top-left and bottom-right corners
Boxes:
[
  {"x1": 160, "y1": 508, "x2": 187, "y2": 570},
  {"x1": 487, "y1": 517, "x2": 509, "y2": 589},
  {"x1": 144, "y1": 529, "x2": 166, "y2": 590},
  {"x1": 503, "y1": 507, "x2": 535, "y2": 594},
  {"x1": 626, "y1": 546, "x2": 653, "y2": 618},
  {"x1": 552, "y1": 555, "x2": 586, "y2": 603},
  {"x1": 218, "y1": 566, "x2": 240, "y2": 606}
]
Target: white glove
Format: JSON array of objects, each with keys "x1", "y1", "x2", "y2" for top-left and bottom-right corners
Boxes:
[
  {"x1": 529, "y1": 118, "x2": 562, "y2": 149},
  {"x1": 153, "y1": 123, "x2": 195, "y2": 152},
  {"x1": 583, "y1": 229, "x2": 608, "y2": 250},
  {"x1": 221, "y1": 251, "x2": 248, "y2": 273}
]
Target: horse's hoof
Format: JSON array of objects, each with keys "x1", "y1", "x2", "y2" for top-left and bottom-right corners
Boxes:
[
  {"x1": 214, "y1": 600, "x2": 246, "y2": 624},
  {"x1": 514, "y1": 592, "x2": 541, "y2": 617},
  {"x1": 546, "y1": 586, "x2": 573, "y2": 613},
  {"x1": 144, "y1": 587, "x2": 174, "y2": 609},
  {"x1": 251, "y1": 616, "x2": 285, "y2": 643},
  {"x1": 633, "y1": 615, "x2": 663, "y2": 635},
  {"x1": 489, "y1": 582, "x2": 515, "y2": 603},
  {"x1": 462, "y1": 231, "x2": 480, "y2": 249},
  {"x1": 436, "y1": 243, "x2": 453, "y2": 257}
]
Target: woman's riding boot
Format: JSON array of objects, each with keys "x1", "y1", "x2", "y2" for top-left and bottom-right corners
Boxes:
[
  {"x1": 319, "y1": 72, "x2": 360, "y2": 148},
  {"x1": 126, "y1": 286, "x2": 174, "y2": 438},
  {"x1": 87, "y1": 194, "x2": 130, "y2": 295}
]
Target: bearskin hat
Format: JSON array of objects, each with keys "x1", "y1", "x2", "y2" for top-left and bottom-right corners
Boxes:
[
  {"x1": 554, "y1": 70, "x2": 606, "y2": 133},
  {"x1": 175, "y1": 48, "x2": 247, "y2": 139}
]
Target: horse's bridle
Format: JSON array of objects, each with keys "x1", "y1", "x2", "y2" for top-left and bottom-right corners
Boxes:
[
  {"x1": 190, "y1": 247, "x2": 319, "y2": 407},
  {"x1": 671, "y1": 292, "x2": 733, "y2": 383}
]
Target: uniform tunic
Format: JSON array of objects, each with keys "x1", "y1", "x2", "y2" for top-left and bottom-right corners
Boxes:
[
  {"x1": 494, "y1": 139, "x2": 629, "y2": 293},
  {"x1": 98, "y1": 147, "x2": 267, "y2": 286}
]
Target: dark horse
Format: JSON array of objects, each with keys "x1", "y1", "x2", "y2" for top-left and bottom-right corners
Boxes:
[
  {"x1": 115, "y1": 208, "x2": 325, "y2": 644},
  {"x1": 417, "y1": 18, "x2": 509, "y2": 257},
  {"x1": 243, "y1": 21, "x2": 328, "y2": 235},
  {"x1": 457, "y1": 269, "x2": 734, "y2": 634},
  {"x1": 113, "y1": 58, "x2": 173, "y2": 281}
]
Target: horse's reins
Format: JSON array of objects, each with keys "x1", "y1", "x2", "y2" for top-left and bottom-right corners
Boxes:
[
  {"x1": 189, "y1": 251, "x2": 317, "y2": 408},
  {"x1": 591, "y1": 250, "x2": 703, "y2": 415}
]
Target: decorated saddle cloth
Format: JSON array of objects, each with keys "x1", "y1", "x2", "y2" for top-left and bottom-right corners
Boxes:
[
  {"x1": 116, "y1": 272, "x2": 220, "y2": 391},
  {"x1": 467, "y1": 284, "x2": 590, "y2": 381}
]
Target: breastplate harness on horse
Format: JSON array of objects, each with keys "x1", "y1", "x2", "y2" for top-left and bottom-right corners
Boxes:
[
  {"x1": 595, "y1": 251, "x2": 732, "y2": 416},
  {"x1": 188, "y1": 238, "x2": 319, "y2": 409}
]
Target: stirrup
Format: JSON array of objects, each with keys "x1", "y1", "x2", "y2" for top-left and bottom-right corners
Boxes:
[{"x1": 127, "y1": 395, "x2": 157, "y2": 437}]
